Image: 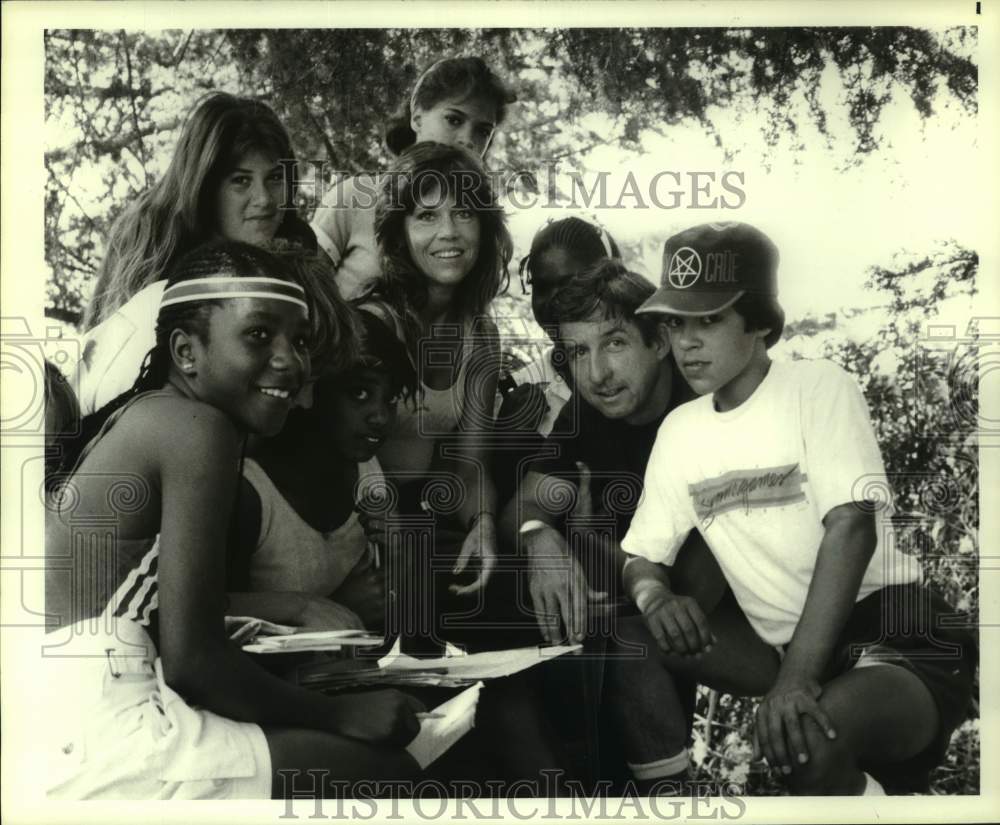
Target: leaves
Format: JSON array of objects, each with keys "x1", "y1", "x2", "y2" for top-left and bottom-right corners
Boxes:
[{"x1": 45, "y1": 27, "x2": 977, "y2": 325}]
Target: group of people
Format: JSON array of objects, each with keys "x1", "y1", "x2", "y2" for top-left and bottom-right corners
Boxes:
[{"x1": 43, "y1": 55, "x2": 976, "y2": 801}]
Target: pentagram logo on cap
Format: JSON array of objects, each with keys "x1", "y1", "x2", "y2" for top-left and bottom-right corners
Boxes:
[{"x1": 667, "y1": 247, "x2": 701, "y2": 289}]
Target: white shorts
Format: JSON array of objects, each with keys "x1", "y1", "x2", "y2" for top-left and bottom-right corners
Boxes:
[{"x1": 44, "y1": 620, "x2": 272, "y2": 800}]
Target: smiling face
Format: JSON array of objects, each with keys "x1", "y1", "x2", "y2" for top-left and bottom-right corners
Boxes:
[
  {"x1": 325, "y1": 367, "x2": 400, "y2": 463},
  {"x1": 214, "y1": 150, "x2": 285, "y2": 246},
  {"x1": 663, "y1": 307, "x2": 770, "y2": 411},
  {"x1": 411, "y1": 94, "x2": 498, "y2": 157},
  {"x1": 183, "y1": 296, "x2": 310, "y2": 436},
  {"x1": 404, "y1": 184, "x2": 481, "y2": 294},
  {"x1": 560, "y1": 314, "x2": 672, "y2": 424}
]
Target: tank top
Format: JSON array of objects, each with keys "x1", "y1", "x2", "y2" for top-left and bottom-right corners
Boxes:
[
  {"x1": 242, "y1": 457, "x2": 380, "y2": 594},
  {"x1": 378, "y1": 334, "x2": 473, "y2": 477}
]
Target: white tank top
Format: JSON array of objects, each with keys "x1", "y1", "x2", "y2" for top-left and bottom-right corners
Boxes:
[{"x1": 242, "y1": 457, "x2": 380, "y2": 594}]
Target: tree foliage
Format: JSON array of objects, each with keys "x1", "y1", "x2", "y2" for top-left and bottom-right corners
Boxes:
[{"x1": 45, "y1": 26, "x2": 976, "y2": 326}]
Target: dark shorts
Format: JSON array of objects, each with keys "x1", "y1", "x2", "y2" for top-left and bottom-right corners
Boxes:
[{"x1": 822, "y1": 583, "x2": 978, "y2": 793}]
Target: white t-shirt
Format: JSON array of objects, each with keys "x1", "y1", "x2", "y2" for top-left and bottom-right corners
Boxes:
[
  {"x1": 622, "y1": 358, "x2": 919, "y2": 646},
  {"x1": 73, "y1": 281, "x2": 164, "y2": 416}
]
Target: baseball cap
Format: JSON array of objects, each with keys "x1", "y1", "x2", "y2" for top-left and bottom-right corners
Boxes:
[{"x1": 637, "y1": 222, "x2": 779, "y2": 316}]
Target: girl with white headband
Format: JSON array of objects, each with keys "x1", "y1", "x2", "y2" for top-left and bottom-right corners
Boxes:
[
  {"x1": 311, "y1": 56, "x2": 516, "y2": 301},
  {"x1": 45, "y1": 240, "x2": 423, "y2": 800}
]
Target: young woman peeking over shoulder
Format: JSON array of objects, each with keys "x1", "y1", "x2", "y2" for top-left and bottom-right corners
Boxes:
[
  {"x1": 311, "y1": 56, "x2": 515, "y2": 300},
  {"x1": 76, "y1": 92, "x2": 316, "y2": 416}
]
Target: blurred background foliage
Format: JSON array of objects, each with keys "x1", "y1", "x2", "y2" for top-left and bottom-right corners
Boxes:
[
  {"x1": 45, "y1": 26, "x2": 976, "y2": 325},
  {"x1": 44, "y1": 27, "x2": 981, "y2": 794}
]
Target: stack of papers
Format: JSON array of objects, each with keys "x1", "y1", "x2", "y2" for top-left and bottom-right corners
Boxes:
[
  {"x1": 226, "y1": 616, "x2": 297, "y2": 644},
  {"x1": 297, "y1": 643, "x2": 582, "y2": 691},
  {"x1": 378, "y1": 644, "x2": 582, "y2": 678},
  {"x1": 242, "y1": 629, "x2": 384, "y2": 654}
]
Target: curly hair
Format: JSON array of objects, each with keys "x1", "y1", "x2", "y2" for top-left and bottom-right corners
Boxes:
[
  {"x1": 84, "y1": 92, "x2": 315, "y2": 331},
  {"x1": 384, "y1": 56, "x2": 516, "y2": 156},
  {"x1": 370, "y1": 141, "x2": 512, "y2": 358}
]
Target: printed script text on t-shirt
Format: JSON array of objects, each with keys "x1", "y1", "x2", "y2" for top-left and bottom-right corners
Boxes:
[{"x1": 689, "y1": 463, "x2": 807, "y2": 527}]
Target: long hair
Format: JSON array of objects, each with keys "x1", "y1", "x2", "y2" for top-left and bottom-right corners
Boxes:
[
  {"x1": 66, "y1": 241, "x2": 301, "y2": 473},
  {"x1": 385, "y1": 57, "x2": 516, "y2": 156},
  {"x1": 84, "y1": 92, "x2": 314, "y2": 330},
  {"x1": 370, "y1": 141, "x2": 512, "y2": 357}
]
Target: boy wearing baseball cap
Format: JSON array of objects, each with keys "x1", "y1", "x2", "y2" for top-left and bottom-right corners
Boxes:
[{"x1": 618, "y1": 222, "x2": 976, "y2": 794}]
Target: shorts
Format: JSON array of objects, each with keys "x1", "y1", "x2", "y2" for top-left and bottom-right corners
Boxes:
[
  {"x1": 823, "y1": 583, "x2": 978, "y2": 793},
  {"x1": 45, "y1": 620, "x2": 272, "y2": 800}
]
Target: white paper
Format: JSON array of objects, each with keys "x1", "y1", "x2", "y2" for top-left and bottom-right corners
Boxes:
[
  {"x1": 405, "y1": 681, "x2": 483, "y2": 769},
  {"x1": 378, "y1": 644, "x2": 582, "y2": 678},
  {"x1": 242, "y1": 628, "x2": 383, "y2": 653},
  {"x1": 225, "y1": 616, "x2": 298, "y2": 644}
]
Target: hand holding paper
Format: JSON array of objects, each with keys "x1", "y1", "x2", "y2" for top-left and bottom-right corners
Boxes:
[{"x1": 405, "y1": 682, "x2": 484, "y2": 769}]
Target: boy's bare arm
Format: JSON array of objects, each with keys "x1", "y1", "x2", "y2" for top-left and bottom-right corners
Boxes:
[
  {"x1": 754, "y1": 503, "x2": 877, "y2": 773},
  {"x1": 623, "y1": 554, "x2": 715, "y2": 656},
  {"x1": 781, "y1": 504, "x2": 877, "y2": 679}
]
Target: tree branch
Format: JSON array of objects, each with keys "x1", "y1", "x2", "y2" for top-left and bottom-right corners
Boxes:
[
  {"x1": 119, "y1": 30, "x2": 150, "y2": 187},
  {"x1": 44, "y1": 305, "x2": 83, "y2": 327}
]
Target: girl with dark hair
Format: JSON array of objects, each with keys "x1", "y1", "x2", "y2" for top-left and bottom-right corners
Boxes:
[
  {"x1": 363, "y1": 140, "x2": 513, "y2": 602},
  {"x1": 229, "y1": 309, "x2": 420, "y2": 633},
  {"x1": 310, "y1": 56, "x2": 516, "y2": 301},
  {"x1": 75, "y1": 91, "x2": 317, "y2": 415},
  {"x1": 519, "y1": 217, "x2": 622, "y2": 331},
  {"x1": 45, "y1": 241, "x2": 422, "y2": 800}
]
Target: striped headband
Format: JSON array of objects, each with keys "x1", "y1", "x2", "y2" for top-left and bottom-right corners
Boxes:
[
  {"x1": 598, "y1": 227, "x2": 614, "y2": 258},
  {"x1": 160, "y1": 277, "x2": 309, "y2": 314}
]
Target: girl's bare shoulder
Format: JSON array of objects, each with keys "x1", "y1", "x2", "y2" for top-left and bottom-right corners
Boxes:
[{"x1": 120, "y1": 393, "x2": 243, "y2": 461}]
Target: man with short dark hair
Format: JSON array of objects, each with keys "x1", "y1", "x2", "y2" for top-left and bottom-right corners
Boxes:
[{"x1": 506, "y1": 258, "x2": 709, "y2": 792}]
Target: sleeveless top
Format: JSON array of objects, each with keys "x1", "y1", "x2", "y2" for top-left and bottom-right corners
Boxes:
[
  {"x1": 361, "y1": 301, "x2": 474, "y2": 476},
  {"x1": 242, "y1": 457, "x2": 380, "y2": 594},
  {"x1": 49, "y1": 389, "x2": 181, "y2": 650}
]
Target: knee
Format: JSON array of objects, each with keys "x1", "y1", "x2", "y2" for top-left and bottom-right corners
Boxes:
[{"x1": 785, "y1": 717, "x2": 858, "y2": 795}]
